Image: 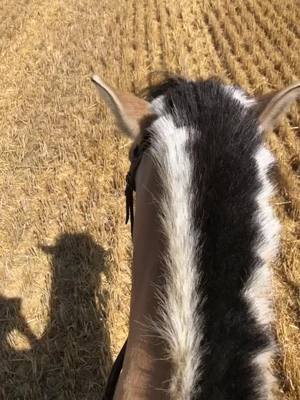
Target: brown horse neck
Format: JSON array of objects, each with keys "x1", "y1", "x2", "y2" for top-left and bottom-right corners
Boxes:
[{"x1": 114, "y1": 157, "x2": 171, "y2": 400}]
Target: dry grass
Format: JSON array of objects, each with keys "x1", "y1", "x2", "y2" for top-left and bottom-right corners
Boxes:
[{"x1": 0, "y1": 0, "x2": 299, "y2": 398}]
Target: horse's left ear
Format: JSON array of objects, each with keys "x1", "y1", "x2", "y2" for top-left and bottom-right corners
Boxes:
[
  {"x1": 91, "y1": 74, "x2": 153, "y2": 139},
  {"x1": 256, "y1": 82, "x2": 300, "y2": 131}
]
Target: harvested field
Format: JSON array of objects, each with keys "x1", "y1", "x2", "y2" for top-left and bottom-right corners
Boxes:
[{"x1": 0, "y1": 0, "x2": 299, "y2": 399}]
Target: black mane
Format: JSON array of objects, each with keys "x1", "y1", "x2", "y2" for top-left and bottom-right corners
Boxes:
[{"x1": 148, "y1": 78, "x2": 274, "y2": 400}]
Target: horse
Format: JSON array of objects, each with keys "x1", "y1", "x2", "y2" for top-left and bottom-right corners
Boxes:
[{"x1": 92, "y1": 74, "x2": 299, "y2": 400}]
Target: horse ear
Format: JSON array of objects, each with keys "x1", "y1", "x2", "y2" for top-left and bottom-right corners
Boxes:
[
  {"x1": 91, "y1": 74, "x2": 153, "y2": 139},
  {"x1": 256, "y1": 82, "x2": 300, "y2": 131}
]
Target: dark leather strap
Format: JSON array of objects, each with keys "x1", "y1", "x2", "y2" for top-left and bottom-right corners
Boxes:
[
  {"x1": 125, "y1": 170, "x2": 135, "y2": 236},
  {"x1": 102, "y1": 340, "x2": 127, "y2": 400},
  {"x1": 124, "y1": 141, "x2": 147, "y2": 236},
  {"x1": 101, "y1": 165, "x2": 136, "y2": 399},
  {"x1": 103, "y1": 136, "x2": 150, "y2": 399}
]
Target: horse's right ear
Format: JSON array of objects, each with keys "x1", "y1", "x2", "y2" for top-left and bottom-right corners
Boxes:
[
  {"x1": 91, "y1": 74, "x2": 153, "y2": 139},
  {"x1": 255, "y1": 82, "x2": 300, "y2": 132}
]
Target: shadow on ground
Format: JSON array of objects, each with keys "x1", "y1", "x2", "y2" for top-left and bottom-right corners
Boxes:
[{"x1": 0, "y1": 233, "x2": 112, "y2": 400}]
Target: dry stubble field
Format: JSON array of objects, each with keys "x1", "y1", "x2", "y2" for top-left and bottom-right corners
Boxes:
[{"x1": 0, "y1": 0, "x2": 299, "y2": 399}]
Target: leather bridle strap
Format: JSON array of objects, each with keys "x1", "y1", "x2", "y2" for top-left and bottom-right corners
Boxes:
[
  {"x1": 125, "y1": 169, "x2": 136, "y2": 237},
  {"x1": 124, "y1": 141, "x2": 147, "y2": 236},
  {"x1": 102, "y1": 340, "x2": 127, "y2": 399},
  {"x1": 102, "y1": 142, "x2": 147, "y2": 400},
  {"x1": 101, "y1": 169, "x2": 135, "y2": 400}
]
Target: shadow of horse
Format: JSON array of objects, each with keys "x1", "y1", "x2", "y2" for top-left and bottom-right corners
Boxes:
[{"x1": 0, "y1": 232, "x2": 112, "y2": 400}]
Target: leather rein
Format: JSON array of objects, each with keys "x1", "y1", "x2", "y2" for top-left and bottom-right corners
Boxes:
[{"x1": 102, "y1": 139, "x2": 148, "y2": 400}]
